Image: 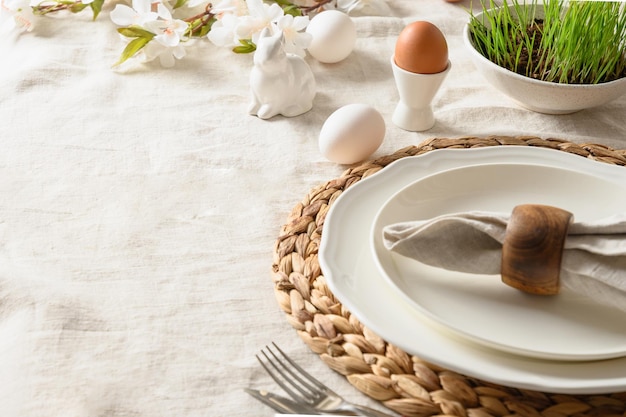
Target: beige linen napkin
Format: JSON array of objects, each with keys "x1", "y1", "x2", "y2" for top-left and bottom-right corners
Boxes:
[{"x1": 382, "y1": 211, "x2": 626, "y2": 314}]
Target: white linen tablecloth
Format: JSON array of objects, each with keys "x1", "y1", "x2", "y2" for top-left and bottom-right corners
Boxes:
[{"x1": 1, "y1": 1, "x2": 625, "y2": 415}]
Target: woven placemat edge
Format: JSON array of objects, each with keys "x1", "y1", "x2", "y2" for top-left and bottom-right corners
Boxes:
[{"x1": 271, "y1": 135, "x2": 626, "y2": 417}]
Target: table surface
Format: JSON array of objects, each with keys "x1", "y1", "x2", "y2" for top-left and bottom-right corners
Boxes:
[{"x1": 1, "y1": 1, "x2": 625, "y2": 416}]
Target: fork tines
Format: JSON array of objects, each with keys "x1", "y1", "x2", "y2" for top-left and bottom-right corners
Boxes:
[{"x1": 256, "y1": 342, "x2": 326, "y2": 403}]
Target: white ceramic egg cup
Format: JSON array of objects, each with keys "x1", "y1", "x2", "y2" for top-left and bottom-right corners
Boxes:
[{"x1": 391, "y1": 56, "x2": 451, "y2": 131}]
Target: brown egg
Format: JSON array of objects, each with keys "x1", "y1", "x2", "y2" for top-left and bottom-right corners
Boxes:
[{"x1": 394, "y1": 21, "x2": 449, "y2": 74}]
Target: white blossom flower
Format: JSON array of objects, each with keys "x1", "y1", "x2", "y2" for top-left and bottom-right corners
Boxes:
[
  {"x1": 137, "y1": 3, "x2": 188, "y2": 66},
  {"x1": 144, "y1": 41, "x2": 186, "y2": 67},
  {"x1": 1, "y1": 0, "x2": 37, "y2": 32},
  {"x1": 207, "y1": 12, "x2": 241, "y2": 47},
  {"x1": 235, "y1": 0, "x2": 283, "y2": 44},
  {"x1": 275, "y1": 14, "x2": 311, "y2": 57},
  {"x1": 184, "y1": 0, "x2": 205, "y2": 8},
  {"x1": 145, "y1": 3, "x2": 188, "y2": 46},
  {"x1": 337, "y1": 0, "x2": 390, "y2": 16},
  {"x1": 208, "y1": 0, "x2": 288, "y2": 48},
  {"x1": 205, "y1": 0, "x2": 249, "y2": 47},
  {"x1": 110, "y1": 0, "x2": 159, "y2": 27},
  {"x1": 207, "y1": 0, "x2": 247, "y2": 15}
]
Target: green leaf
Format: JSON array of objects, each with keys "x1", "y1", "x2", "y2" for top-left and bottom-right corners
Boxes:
[
  {"x1": 272, "y1": 0, "x2": 292, "y2": 6},
  {"x1": 186, "y1": 15, "x2": 215, "y2": 38},
  {"x1": 173, "y1": 0, "x2": 187, "y2": 8},
  {"x1": 113, "y1": 36, "x2": 152, "y2": 67},
  {"x1": 89, "y1": 0, "x2": 104, "y2": 20},
  {"x1": 282, "y1": 4, "x2": 301, "y2": 17},
  {"x1": 232, "y1": 39, "x2": 256, "y2": 54},
  {"x1": 68, "y1": 1, "x2": 88, "y2": 13},
  {"x1": 195, "y1": 17, "x2": 215, "y2": 37},
  {"x1": 117, "y1": 25, "x2": 157, "y2": 39},
  {"x1": 271, "y1": 0, "x2": 302, "y2": 16}
]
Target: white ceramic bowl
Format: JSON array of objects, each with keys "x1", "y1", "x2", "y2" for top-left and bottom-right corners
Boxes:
[{"x1": 463, "y1": 9, "x2": 626, "y2": 114}]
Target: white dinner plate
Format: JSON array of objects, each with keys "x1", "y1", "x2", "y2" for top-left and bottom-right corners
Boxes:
[
  {"x1": 319, "y1": 146, "x2": 626, "y2": 394},
  {"x1": 371, "y1": 163, "x2": 626, "y2": 361}
]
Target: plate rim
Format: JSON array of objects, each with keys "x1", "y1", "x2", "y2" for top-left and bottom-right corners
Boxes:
[
  {"x1": 319, "y1": 145, "x2": 626, "y2": 394},
  {"x1": 369, "y1": 161, "x2": 626, "y2": 361}
]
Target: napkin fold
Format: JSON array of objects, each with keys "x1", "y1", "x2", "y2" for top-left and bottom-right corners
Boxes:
[{"x1": 382, "y1": 211, "x2": 626, "y2": 314}]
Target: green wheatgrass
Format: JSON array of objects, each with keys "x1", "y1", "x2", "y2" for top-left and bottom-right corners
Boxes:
[{"x1": 469, "y1": 0, "x2": 626, "y2": 84}]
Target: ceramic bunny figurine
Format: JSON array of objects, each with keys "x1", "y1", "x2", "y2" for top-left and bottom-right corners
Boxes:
[{"x1": 249, "y1": 28, "x2": 316, "y2": 120}]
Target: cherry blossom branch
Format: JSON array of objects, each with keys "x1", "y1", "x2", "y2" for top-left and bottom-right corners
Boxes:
[
  {"x1": 32, "y1": 0, "x2": 104, "y2": 18},
  {"x1": 297, "y1": 0, "x2": 334, "y2": 15},
  {"x1": 183, "y1": 2, "x2": 216, "y2": 37},
  {"x1": 2, "y1": 0, "x2": 389, "y2": 69}
]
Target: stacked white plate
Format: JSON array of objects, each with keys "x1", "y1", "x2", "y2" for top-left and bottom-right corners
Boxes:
[{"x1": 318, "y1": 146, "x2": 626, "y2": 394}]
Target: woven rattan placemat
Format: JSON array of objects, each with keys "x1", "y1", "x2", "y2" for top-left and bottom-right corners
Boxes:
[{"x1": 271, "y1": 136, "x2": 626, "y2": 417}]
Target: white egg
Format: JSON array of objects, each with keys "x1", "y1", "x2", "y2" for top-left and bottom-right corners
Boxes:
[
  {"x1": 319, "y1": 104, "x2": 385, "y2": 164},
  {"x1": 306, "y1": 10, "x2": 357, "y2": 63}
]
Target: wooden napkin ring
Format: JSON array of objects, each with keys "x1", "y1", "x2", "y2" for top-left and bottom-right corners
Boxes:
[{"x1": 501, "y1": 204, "x2": 573, "y2": 295}]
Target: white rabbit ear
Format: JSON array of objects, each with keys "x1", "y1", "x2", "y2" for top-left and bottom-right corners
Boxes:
[
  {"x1": 273, "y1": 29, "x2": 284, "y2": 40},
  {"x1": 259, "y1": 27, "x2": 271, "y2": 39}
]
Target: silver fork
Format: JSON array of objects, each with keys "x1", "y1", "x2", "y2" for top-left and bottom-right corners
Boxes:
[{"x1": 256, "y1": 343, "x2": 396, "y2": 417}]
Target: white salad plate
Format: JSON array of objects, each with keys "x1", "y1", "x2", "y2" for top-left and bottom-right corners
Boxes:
[
  {"x1": 371, "y1": 163, "x2": 626, "y2": 362},
  {"x1": 319, "y1": 146, "x2": 626, "y2": 394}
]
